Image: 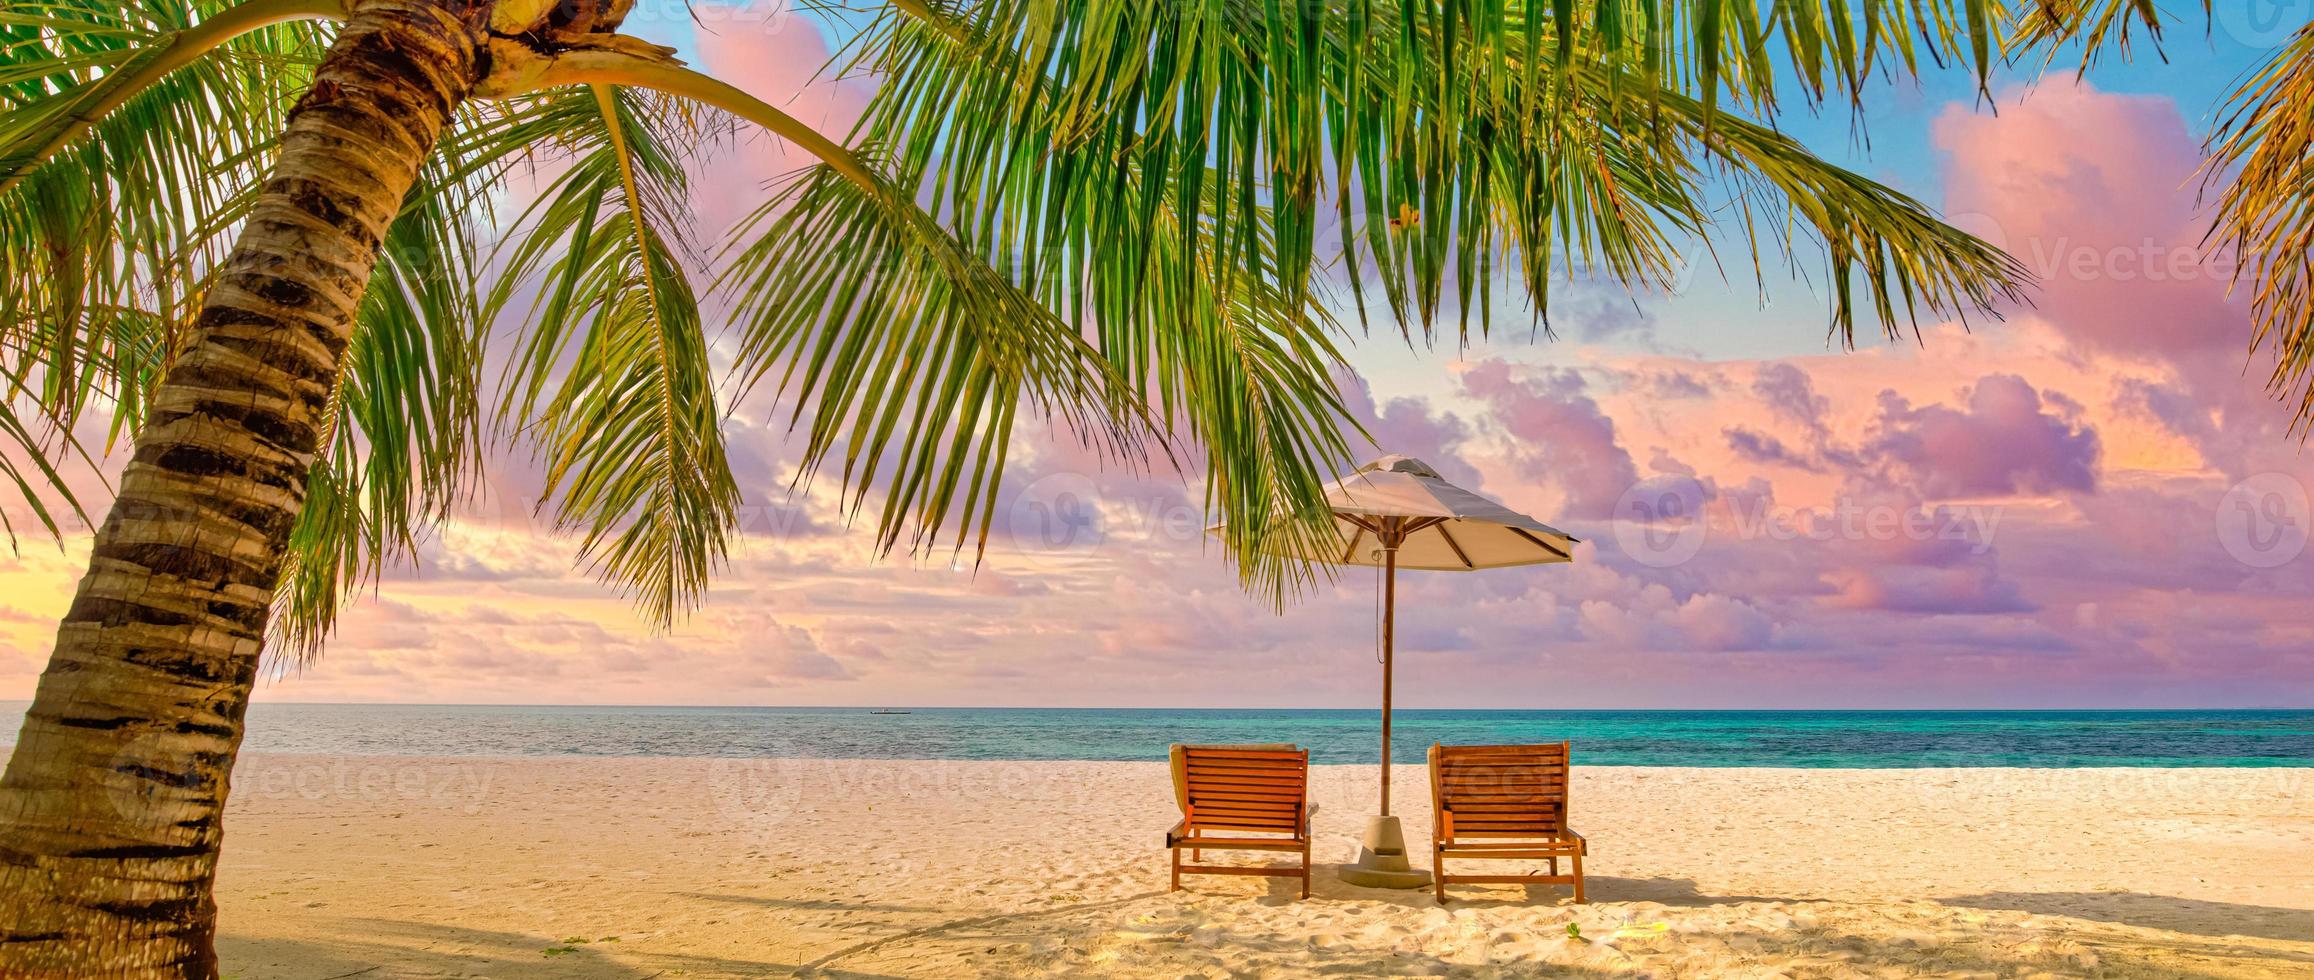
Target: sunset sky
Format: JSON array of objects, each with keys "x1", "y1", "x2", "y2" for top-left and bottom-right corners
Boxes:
[{"x1": 2, "y1": 3, "x2": 2310, "y2": 709}]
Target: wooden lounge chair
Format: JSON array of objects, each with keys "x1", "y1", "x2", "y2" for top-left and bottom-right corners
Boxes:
[
  {"x1": 1429, "y1": 742, "x2": 1586, "y2": 903},
  {"x1": 1164, "y1": 744, "x2": 1315, "y2": 899}
]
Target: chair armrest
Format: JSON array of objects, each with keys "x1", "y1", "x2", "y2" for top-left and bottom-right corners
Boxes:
[{"x1": 1165, "y1": 819, "x2": 1188, "y2": 849}]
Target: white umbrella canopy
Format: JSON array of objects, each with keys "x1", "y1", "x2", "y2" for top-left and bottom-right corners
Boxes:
[
  {"x1": 1288, "y1": 455, "x2": 1578, "y2": 571},
  {"x1": 1223, "y1": 454, "x2": 1578, "y2": 889}
]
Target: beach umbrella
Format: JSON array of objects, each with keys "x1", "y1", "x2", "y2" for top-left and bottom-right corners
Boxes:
[{"x1": 1235, "y1": 454, "x2": 1577, "y2": 887}]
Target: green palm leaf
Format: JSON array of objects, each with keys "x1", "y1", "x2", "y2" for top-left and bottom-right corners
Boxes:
[
  {"x1": 270, "y1": 156, "x2": 491, "y2": 660},
  {"x1": 717, "y1": 156, "x2": 1164, "y2": 566},
  {"x1": 854, "y1": 0, "x2": 2024, "y2": 343},
  {"x1": 2010, "y1": 0, "x2": 2182, "y2": 70},
  {"x1": 0, "y1": 3, "x2": 528, "y2": 655},
  {"x1": 0, "y1": 0, "x2": 332, "y2": 548},
  {"x1": 501, "y1": 48, "x2": 1167, "y2": 597},
  {"x1": 726, "y1": 154, "x2": 1357, "y2": 595},
  {"x1": 487, "y1": 84, "x2": 741, "y2": 625},
  {"x1": 834, "y1": 0, "x2": 2029, "y2": 595},
  {"x1": 2011, "y1": 2, "x2": 2314, "y2": 431},
  {"x1": 1644, "y1": 80, "x2": 2030, "y2": 339},
  {"x1": 2209, "y1": 22, "x2": 2314, "y2": 431}
]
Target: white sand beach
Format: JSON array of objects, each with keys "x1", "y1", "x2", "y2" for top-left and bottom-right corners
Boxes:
[{"x1": 210, "y1": 755, "x2": 2314, "y2": 978}]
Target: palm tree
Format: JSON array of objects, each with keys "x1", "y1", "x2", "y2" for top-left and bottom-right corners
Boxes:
[{"x1": 0, "y1": 1, "x2": 2028, "y2": 974}]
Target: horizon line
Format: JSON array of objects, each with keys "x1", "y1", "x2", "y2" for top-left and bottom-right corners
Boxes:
[{"x1": 4, "y1": 701, "x2": 2300, "y2": 713}]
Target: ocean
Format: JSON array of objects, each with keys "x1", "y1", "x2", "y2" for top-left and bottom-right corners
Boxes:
[{"x1": 5, "y1": 703, "x2": 2308, "y2": 767}]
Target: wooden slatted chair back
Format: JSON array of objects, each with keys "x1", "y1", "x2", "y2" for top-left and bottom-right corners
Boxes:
[
  {"x1": 1431, "y1": 742, "x2": 1570, "y2": 839},
  {"x1": 1177, "y1": 746, "x2": 1310, "y2": 836}
]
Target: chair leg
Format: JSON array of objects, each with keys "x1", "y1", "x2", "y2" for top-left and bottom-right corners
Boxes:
[
  {"x1": 1570, "y1": 851, "x2": 1585, "y2": 904},
  {"x1": 1192, "y1": 848, "x2": 1201, "y2": 862},
  {"x1": 1300, "y1": 840, "x2": 1311, "y2": 899},
  {"x1": 1170, "y1": 846, "x2": 1181, "y2": 892},
  {"x1": 1549, "y1": 856, "x2": 1558, "y2": 876},
  {"x1": 1432, "y1": 847, "x2": 1447, "y2": 904}
]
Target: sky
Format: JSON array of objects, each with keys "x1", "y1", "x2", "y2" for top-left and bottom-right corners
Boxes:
[{"x1": 2, "y1": 4, "x2": 2312, "y2": 709}]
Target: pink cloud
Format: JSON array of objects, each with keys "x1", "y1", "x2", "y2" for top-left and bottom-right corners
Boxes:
[
  {"x1": 1724, "y1": 426, "x2": 1822, "y2": 472},
  {"x1": 1752, "y1": 363, "x2": 1831, "y2": 437},
  {"x1": 1935, "y1": 81, "x2": 2310, "y2": 488},
  {"x1": 1671, "y1": 593, "x2": 1776, "y2": 651},
  {"x1": 1459, "y1": 361, "x2": 1639, "y2": 519},
  {"x1": 1935, "y1": 82, "x2": 2232, "y2": 359},
  {"x1": 687, "y1": 20, "x2": 871, "y2": 239},
  {"x1": 1824, "y1": 559, "x2": 2037, "y2": 615},
  {"x1": 1865, "y1": 374, "x2": 2100, "y2": 498},
  {"x1": 1331, "y1": 369, "x2": 1485, "y2": 487}
]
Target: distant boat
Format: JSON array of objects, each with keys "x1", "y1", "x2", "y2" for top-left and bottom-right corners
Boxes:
[{"x1": 869, "y1": 709, "x2": 912, "y2": 715}]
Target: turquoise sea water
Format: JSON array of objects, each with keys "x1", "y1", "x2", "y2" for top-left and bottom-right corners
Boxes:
[{"x1": 8, "y1": 704, "x2": 2306, "y2": 767}]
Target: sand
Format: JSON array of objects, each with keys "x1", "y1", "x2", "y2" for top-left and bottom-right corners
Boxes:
[{"x1": 204, "y1": 755, "x2": 2314, "y2": 978}]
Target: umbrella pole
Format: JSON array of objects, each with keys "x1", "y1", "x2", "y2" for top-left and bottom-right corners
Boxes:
[
  {"x1": 1338, "y1": 521, "x2": 1429, "y2": 888},
  {"x1": 1380, "y1": 533, "x2": 1397, "y2": 816}
]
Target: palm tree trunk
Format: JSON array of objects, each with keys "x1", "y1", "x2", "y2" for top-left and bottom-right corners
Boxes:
[{"x1": 0, "y1": 2, "x2": 484, "y2": 976}]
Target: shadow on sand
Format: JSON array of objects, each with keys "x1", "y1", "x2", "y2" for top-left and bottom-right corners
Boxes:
[
  {"x1": 1321, "y1": 870, "x2": 1816, "y2": 909},
  {"x1": 1941, "y1": 890, "x2": 2314, "y2": 943},
  {"x1": 678, "y1": 892, "x2": 947, "y2": 915},
  {"x1": 832, "y1": 891, "x2": 2305, "y2": 979},
  {"x1": 220, "y1": 916, "x2": 864, "y2": 979},
  {"x1": 1108, "y1": 891, "x2": 2307, "y2": 979},
  {"x1": 787, "y1": 890, "x2": 1168, "y2": 977},
  {"x1": 219, "y1": 885, "x2": 2314, "y2": 978}
]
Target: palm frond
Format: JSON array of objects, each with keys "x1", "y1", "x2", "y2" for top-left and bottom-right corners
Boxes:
[
  {"x1": 0, "y1": 0, "x2": 333, "y2": 539},
  {"x1": 0, "y1": 0, "x2": 518, "y2": 652},
  {"x1": 2009, "y1": 0, "x2": 2190, "y2": 71},
  {"x1": 0, "y1": 376, "x2": 95, "y2": 550},
  {"x1": 2207, "y1": 21, "x2": 2314, "y2": 432},
  {"x1": 819, "y1": 0, "x2": 2030, "y2": 596},
  {"x1": 1999, "y1": 1, "x2": 2314, "y2": 430},
  {"x1": 1120, "y1": 199, "x2": 1364, "y2": 602},
  {"x1": 717, "y1": 157, "x2": 1162, "y2": 566},
  {"x1": 270, "y1": 153, "x2": 490, "y2": 661},
  {"x1": 1644, "y1": 82, "x2": 2032, "y2": 341},
  {"x1": 486, "y1": 84, "x2": 741, "y2": 626},
  {"x1": 504, "y1": 49, "x2": 1169, "y2": 588},
  {"x1": 848, "y1": 0, "x2": 2025, "y2": 343},
  {"x1": 1654, "y1": 1, "x2": 2003, "y2": 114}
]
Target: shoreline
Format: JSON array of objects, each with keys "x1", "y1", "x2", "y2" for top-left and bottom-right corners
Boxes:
[
  {"x1": 26, "y1": 746, "x2": 2309, "y2": 767},
  {"x1": 20, "y1": 704, "x2": 2311, "y2": 769},
  {"x1": 194, "y1": 754, "x2": 2312, "y2": 977}
]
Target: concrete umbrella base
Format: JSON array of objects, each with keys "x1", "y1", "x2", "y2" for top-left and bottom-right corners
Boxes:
[{"x1": 1336, "y1": 814, "x2": 1433, "y2": 889}]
